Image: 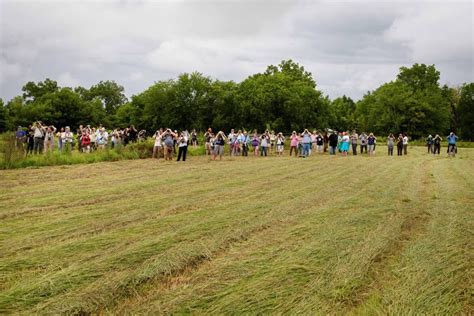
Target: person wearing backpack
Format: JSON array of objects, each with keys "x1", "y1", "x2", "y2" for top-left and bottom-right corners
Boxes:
[
  {"x1": 433, "y1": 134, "x2": 442, "y2": 155},
  {"x1": 162, "y1": 129, "x2": 177, "y2": 161}
]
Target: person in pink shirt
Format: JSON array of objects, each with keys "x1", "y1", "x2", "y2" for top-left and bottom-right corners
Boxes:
[{"x1": 290, "y1": 131, "x2": 299, "y2": 157}]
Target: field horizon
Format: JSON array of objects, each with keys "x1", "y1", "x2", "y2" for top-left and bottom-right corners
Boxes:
[{"x1": 1, "y1": 147, "x2": 472, "y2": 314}]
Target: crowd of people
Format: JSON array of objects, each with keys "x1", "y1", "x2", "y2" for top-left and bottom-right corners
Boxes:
[
  {"x1": 14, "y1": 122, "x2": 460, "y2": 161},
  {"x1": 14, "y1": 122, "x2": 146, "y2": 155}
]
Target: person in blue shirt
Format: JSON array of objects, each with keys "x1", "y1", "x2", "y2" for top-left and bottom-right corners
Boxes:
[
  {"x1": 15, "y1": 126, "x2": 26, "y2": 149},
  {"x1": 447, "y1": 132, "x2": 458, "y2": 155}
]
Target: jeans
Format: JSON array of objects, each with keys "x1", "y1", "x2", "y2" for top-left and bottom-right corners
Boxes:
[
  {"x1": 360, "y1": 144, "x2": 367, "y2": 154},
  {"x1": 303, "y1": 143, "x2": 311, "y2": 157},
  {"x1": 177, "y1": 146, "x2": 187, "y2": 161},
  {"x1": 329, "y1": 146, "x2": 337, "y2": 155},
  {"x1": 433, "y1": 144, "x2": 440, "y2": 154},
  {"x1": 260, "y1": 146, "x2": 267, "y2": 156}
]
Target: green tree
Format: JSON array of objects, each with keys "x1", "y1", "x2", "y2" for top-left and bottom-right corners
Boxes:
[
  {"x1": 458, "y1": 83, "x2": 474, "y2": 140},
  {"x1": 88, "y1": 80, "x2": 127, "y2": 115},
  {"x1": 0, "y1": 99, "x2": 6, "y2": 132},
  {"x1": 330, "y1": 95, "x2": 356, "y2": 131},
  {"x1": 22, "y1": 78, "x2": 59, "y2": 103}
]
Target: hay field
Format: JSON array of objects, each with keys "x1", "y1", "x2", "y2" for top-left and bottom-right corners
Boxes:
[{"x1": 1, "y1": 147, "x2": 472, "y2": 314}]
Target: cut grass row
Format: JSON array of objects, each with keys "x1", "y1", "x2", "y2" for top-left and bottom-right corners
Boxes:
[{"x1": 0, "y1": 147, "x2": 472, "y2": 314}]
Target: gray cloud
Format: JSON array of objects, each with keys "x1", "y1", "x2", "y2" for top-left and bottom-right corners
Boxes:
[{"x1": 0, "y1": 0, "x2": 472, "y2": 102}]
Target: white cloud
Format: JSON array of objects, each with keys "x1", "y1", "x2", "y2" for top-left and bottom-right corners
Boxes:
[
  {"x1": 0, "y1": 0, "x2": 472, "y2": 102},
  {"x1": 57, "y1": 72, "x2": 80, "y2": 88}
]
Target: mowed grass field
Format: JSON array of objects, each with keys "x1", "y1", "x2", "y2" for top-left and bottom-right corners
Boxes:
[{"x1": 1, "y1": 147, "x2": 472, "y2": 314}]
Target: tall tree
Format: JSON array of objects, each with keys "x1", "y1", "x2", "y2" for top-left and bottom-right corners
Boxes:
[
  {"x1": 458, "y1": 83, "x2": 474, "y2": 140},
  {"x1": 22, "y1": 78, "x2": 59, "y2": 103},
  {"x1": 88, "y1": 80, "x2": 127, "y2": 115}
]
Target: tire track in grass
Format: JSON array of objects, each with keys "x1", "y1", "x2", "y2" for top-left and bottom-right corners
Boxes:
[
  {"x1": 343, "y1": 157, "x2": 435, "y2": 312},
  {"x1": 366, "y1": 157, "x2": 474, "y2": 315}
]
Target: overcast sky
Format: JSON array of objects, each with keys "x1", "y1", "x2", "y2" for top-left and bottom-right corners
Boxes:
[{"x1": 0, "y1": 0, "x2": 472, "y2": 102}]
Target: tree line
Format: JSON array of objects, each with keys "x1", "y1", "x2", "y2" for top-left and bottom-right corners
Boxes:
[{"x1": 0, "y1": 60, "x2": 472, "y2": 140}]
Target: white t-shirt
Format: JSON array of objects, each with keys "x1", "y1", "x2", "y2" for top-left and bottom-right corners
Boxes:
[
  {"x1": 154, "y1": 134, "x2": 162, "y2": 147},
  {"x1": 403, "y1": 136, "x2": 408, "y2": 145}
]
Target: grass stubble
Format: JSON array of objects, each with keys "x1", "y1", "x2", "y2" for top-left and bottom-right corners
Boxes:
[{"x1": 0, "y1": 147, "x2": 472, "y2": 314}]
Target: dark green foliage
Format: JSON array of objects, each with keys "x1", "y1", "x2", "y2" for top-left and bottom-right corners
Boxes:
[
  {"x1": 458, "y1": 83, "x2": 474, "y2": 140},
  {"x1": 1, "y1": 62, "x2": 472, "y2": 138},
  {"x1": 355, "y1": 64, "x2": 456, "y2": 138}
]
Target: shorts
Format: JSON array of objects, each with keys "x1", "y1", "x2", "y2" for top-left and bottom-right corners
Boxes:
[
  {"x1": 277, "y1": 145, "x2": 284, "y2": 152},
  {"x1": 214, "y1": 145, "x2": 224, "y2": 156}
]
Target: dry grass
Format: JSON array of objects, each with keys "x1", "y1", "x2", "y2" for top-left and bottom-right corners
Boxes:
[{"x1": 0, "y1": 147, "x2": 472, "y2": 314}]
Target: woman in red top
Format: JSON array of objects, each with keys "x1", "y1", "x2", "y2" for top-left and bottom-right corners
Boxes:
[{"x1": 81, "y1": 132, "x2": 91, "y2": 153}]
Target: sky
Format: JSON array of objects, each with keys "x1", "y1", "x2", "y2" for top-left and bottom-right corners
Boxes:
[{"x1": 0, "y1": 0, "x2": 473, "y2": 102}]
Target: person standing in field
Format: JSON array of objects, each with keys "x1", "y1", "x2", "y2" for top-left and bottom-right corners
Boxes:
[
  {"x1": 351, "y1": 130, "x2": 358, "y2": 155},
  {"x1": 396, "y1": 133, "x2": 404, "y2": 156},
  {"x1": 89, "y1": 128, "x2": 97, "y2": 152},
  {"x1": 152, "y1": 130, "x2": 162, "y2": 159},
  {"x1": 269, "y1": 131, "x2": 276, "y2": 155},
  {"x1": 433, "y1": 134, "x2": 442, "y2": 155},
  {"x1": 403, "y1": 133, "x2": 409, "y2": 155},
  {"x1": 251, "y1": 132, "x2": 260, "y2": 156},
  {"x1": 191, "y1": 129, "x2": 198, "y2": 148},
  {"x1": 447, "y1": 132, "x2": 458, "y2": 156},
  {"x1": 177, "y1": 131, "x2": 188, "y2": 161},
  {"x1": 212, "y1": 131, "x2": 226, "y2": 160},
  {"x1": 204, "y1": 128, "x2": 213, "y2": 156},
  {"x1": 162, "y1": 129, "x2": 176, "y2": 161},
  {"x1": 323, "y1": 131, "x2": 329, "y2": 153},
  {"x1": 426, "y1": 135, "x2": 433, "y2": 154},
  {"x1": 32, "y1": 121, "x2": 45, "y2": 154},
  {"x1": 301, "y1": 129, "x2": 312, "y2": 158},
  {"x1": 367, "y1": 133, "x2": 376, "y2": 156},
  {"x1": 328, "y1": 131, "x2": 338, "y2": 155},
  {"x1": 26, "y1": 126, "x2": 35, "y2": 155},
  {"x1": 359, "y1": 132, "x2": 368, "y2": 154},
  {"x1": 81, "y1": 131, "x2": 91, "y2": 153},
  {"x1": 260, "y1": 132, "x2": 269, "y2": 156},
  {"x1": 290, "y1": 131, "x2": 298, "y2": 157},
  {"x1": 387, "y1": 133, "x2": 395, "y2": 156},
  {"x1": 228, "y1": 129, "x2": 236, "y2": 156},
  {"x1": 63, "y1": 126, "x2": 73, "y2": 151},
  {"x1": 276, "y1": 132, "x2": 285, "y2": 156},
  {"x1": 340, "y1": 132, "x2": 350, "y2": 157},
  {"x1": 43, "y1": 125, "x2": 57, "y2": 153},
  {"x1": 241, "y1": 131, "x2": 249, "y2": 157},
  {"x1": 316, "y1": 132, "x2": 324, "y2": 154},
  {"x1": 15, "y1": 126, "x2": 26, "y2": 149}
]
